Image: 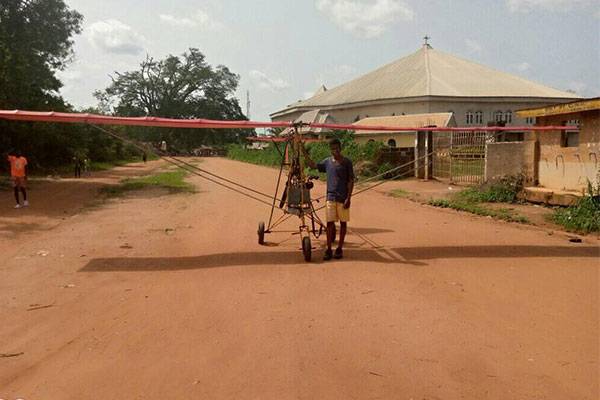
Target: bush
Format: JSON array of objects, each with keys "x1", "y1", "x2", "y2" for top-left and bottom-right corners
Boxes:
[
  {"x1": 552, "y1": 181, "x2": 600, "y2": 233},
  {"x1": 226, "y1": 144, "x2": 283, "y2": 166},
  {"x1": 427, "y1": 175, "x2": 529, "y2": 224},
  {"x1": 456, "y1": 174, "x2": 524, "y2": 203}
]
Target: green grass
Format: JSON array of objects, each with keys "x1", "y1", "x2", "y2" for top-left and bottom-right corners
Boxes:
[
  {"x1": 226, "y1": 144, "x2": 284, "y2": 167},
  {"x1": 390, "y1": 188, "x2": 410, "y2": 198},
  {"x1": 101, "y1": 170, "x2": 194, "y2": 197},
  {"x1": 428, "y1": 176, "x2": 528, "y2": 224},
  {"x1": 429, "y1": 198, "x2": 529, "y2": 223},
  {"x1": 550, "y1": 181, "x2": 600, "y2": 233}
]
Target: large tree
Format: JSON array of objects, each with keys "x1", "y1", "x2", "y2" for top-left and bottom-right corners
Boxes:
[
  {"x1": 96, "y1": 48, "x2": 249, "y2": 150},
  {"x1": 0, "y1": 0, "x2": 83, "y2": 109},
  {"x1": 0, "y1": 0, "x2": 84, "y2": 172}
]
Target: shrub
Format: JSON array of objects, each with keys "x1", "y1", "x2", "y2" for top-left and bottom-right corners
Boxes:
[{"x1": 552, "y1": 180, "x2": 600, "y2": 233}]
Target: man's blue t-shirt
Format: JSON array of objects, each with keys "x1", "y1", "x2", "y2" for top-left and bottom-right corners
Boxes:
[{"x1": 317, "y1": 157, "x2": 354, "y2": 202}]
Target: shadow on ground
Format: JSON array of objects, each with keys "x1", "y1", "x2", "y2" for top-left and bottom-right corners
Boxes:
[{"x1": 80, "y1": 245, "x2": 598, "y2": 272}]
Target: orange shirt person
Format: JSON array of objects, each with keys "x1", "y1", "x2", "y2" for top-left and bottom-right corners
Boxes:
[{"x1": 7, "y1": 150, "x2": 28, "y2": 209}]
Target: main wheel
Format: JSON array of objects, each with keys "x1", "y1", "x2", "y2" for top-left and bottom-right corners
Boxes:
[
  {"x1": 302, "y1": 236, "x2": 312, "y2": 262},
  {"x1": 258, "y1": 221, "x2": 265, "y2": 245}
]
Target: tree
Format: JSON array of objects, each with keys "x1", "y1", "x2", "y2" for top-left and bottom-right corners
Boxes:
[
  {"x1": 95, "y1": 48, "x2": 250, "y2": 150},
  {"x1": 0, "y1": 0, "x2": 83, "y2": 172},
  {"x1": 0, "y1": 0, "x2": 83, "y2": 109}
]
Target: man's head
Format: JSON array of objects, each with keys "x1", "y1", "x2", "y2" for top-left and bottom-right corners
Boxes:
[
  {"x1": 329, "y1": 138, "x2": 342, "y2": 159},
  {"x1": 14, "y1": 149, "x2": 22, "y2": 157}
]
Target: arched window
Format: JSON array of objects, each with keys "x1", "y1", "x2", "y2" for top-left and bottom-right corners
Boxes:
[
  {"x1": 388, "y1": 139, "x2": 397, "y2": 148},
  {"x1": 505, "y1": 111, "x2": 512, "y2": 124},
  {"x1": 466, "y1": 111, "x2": 474, "y2": 125},
  {"x1": 475, "y1": 111, "x2": 483, "y2": 124},
  {"x1": 494, "y1": 111, "x2": 503, "y2": 122}
]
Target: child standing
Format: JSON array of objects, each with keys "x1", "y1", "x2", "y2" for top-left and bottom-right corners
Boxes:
[{"x1": 7, "y1": 150, "x2": 28, "y2": 208}]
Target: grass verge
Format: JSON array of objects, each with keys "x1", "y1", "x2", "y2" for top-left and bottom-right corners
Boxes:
[
  {"x1": 429, "y1": 198, "x2": 529, "y2": 223},
  {"x1": 101, "y1": 170, "x2": 194, "y2": 197},
  {"x1": 428, "y1": 175, "x2": 529, "y2": 223},
  {"x1": 550, "y1": 182, "x2": 600, "y2": 233},
  {"x1": 389, "y1": 188, "x2": 410, "y2": 198}
]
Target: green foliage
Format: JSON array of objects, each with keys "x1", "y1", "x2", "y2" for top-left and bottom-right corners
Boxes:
[
  {"x1": 226, "y1": 144, "x2": 284, "y2": 166},
  {"x1": 551, "y1": 181, "x2": 600, "y2": 233},
  {"x1": 0, "y1": 0, "x2": 83, "y2": 109},
  {"x1": 95, "y1": 48, "x2": 250, "y2": 151},
  {"x1": 428, "y1": 197, "x2": 529, "y2": 223},
  {"x1": 101, "y1": 170, "x2": 194, "y2": 197},
  {"x1": 455, "y1": 175, "x2": 523, "y2": 203},
  {"x1": 226, "y1": 137, "x2": 392, "y2": 181},
  {"x1": 390, "y1": 188, "x2": 410, "y2": 198},
  {"x1": 0, "y1": 1, "x2": 91, "y2": 172},
  {"x1": 376, "y1": 162, "x2": 395, "y2": 178},
  {"x1": 428, "y1": 176, "x2": 528, "y2": 224}
]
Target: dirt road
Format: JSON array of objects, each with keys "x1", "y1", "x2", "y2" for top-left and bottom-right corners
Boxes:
[{"x1": 1, "y1": 158, "x2": 598, "y2": 399}]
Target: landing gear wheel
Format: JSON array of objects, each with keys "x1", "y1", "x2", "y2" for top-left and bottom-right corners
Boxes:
[
  {"x1": 258, "y1": 221, "x2": 265, "y2": 245},
  {"x1": 302, "y1": 236, "x2": 312, "y2": 262}
]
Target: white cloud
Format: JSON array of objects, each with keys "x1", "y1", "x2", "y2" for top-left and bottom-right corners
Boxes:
[
  {"x1": 249, "y1": 70, "x2": 291, "y2": 92},
  {"x1": 86, "y1": 19, "x2": 145, "y2": 55},
  {"x1": 465, "y1": 39, "x2": 482, "y2": 54},
  {"x1": 316, "y1": 0, "x2": 414, "y2": 39},
  {"x1": 506, "y1": 0, "x2": 595, "y2": 13},
  {"x1": 159, "y1": 10, "x2": 223, "y2": 31}
]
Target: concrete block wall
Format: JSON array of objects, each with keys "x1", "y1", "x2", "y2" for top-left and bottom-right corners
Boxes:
[
  {"x1": 537, "y1": 111, "x2": 599, "y2": 192},
  {"x1": 485, "y1": 141, "x2": 536, "y2": 184}
]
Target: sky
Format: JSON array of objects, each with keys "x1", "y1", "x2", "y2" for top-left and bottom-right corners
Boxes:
[{"x1": 59, "y1": 0, "x2": 600, "y2": 122}]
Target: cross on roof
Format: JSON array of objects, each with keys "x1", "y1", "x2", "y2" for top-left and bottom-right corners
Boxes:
[{"x1": 423, "y1": 35, "x2": 431, "y2": 46}]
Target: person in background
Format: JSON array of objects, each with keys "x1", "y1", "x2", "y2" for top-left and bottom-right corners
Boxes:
[
  {"x1": 6, "y1": 150, "x2": 29, "y2": 209},
  {"x1": 73, "y1": 156, "x2": 82, "y2": 178}
]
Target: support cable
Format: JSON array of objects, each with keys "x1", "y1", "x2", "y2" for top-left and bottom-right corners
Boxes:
[{"x1": 90, "y1": 124, "x2": 279, "y2": 208}]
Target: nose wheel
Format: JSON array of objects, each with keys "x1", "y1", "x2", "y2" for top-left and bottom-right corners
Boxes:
[{"x1": 302, "y1": 236, "x2": 311, "y2": 262}]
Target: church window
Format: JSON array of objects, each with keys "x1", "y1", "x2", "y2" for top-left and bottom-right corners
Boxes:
[
  {"x1": 466, "y1": 111, "x2": 474, "y2": 125},
  {"x1": 475, "y1": 111, "x2": 483, "y2": 124}
]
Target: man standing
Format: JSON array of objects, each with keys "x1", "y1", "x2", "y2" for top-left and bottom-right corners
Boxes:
[
  {"x1": 303, "y1": 138, "x2": 354, "y2": 260},
  {"x1": 7, "y1": 150, "x2": 29, "y2": 209}
]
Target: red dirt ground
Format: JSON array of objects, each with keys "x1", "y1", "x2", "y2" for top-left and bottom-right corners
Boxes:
[{"x1": 0, "y1": 158, "x2": 598, "y2": 399}]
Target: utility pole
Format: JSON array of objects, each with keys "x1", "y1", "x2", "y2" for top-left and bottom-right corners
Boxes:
[{"x1": 246, "y1": 90, "x2": 251, "y2": 120}]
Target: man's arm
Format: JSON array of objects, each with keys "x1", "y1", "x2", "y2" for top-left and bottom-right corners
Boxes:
[
  {"x1": 300, "y1": 144, "x2": 317, "y2": 169},
  {"x1": 344, "y1": 160, "x2": 355, "y2": 209}
]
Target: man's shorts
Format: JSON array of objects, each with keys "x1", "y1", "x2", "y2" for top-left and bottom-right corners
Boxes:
[
  {"x1": 326, "y1": 201, "x2": 350, "y2": 223},
  {"x1": 11, "y1": 176, "x2": 26, "y2": 188}
]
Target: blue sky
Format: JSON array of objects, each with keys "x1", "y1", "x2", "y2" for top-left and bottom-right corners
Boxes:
[{"x1": 60, "y1": 0, "x2": 600, "y2": 121}]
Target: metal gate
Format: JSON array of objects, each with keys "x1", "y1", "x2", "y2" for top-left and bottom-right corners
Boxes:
[{"x1": 432, "y1": 130, "x2": 488, "y2": 184}]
